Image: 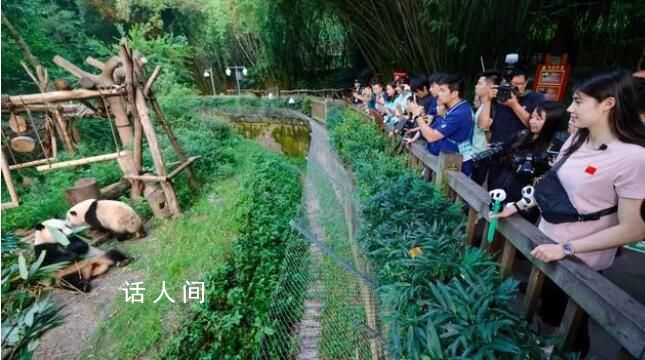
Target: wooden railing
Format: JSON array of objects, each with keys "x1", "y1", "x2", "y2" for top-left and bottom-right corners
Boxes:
[{"x1": 310, "y1": 98, "x2": 645, "y2": 359}]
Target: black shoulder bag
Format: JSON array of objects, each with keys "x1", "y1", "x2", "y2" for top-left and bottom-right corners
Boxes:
[{"x1": 534, "y1": 152, "x2": 618, "y2": 224}]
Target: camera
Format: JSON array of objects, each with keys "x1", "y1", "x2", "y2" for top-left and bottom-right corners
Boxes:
[
  {"x1": 472, "y1": 141, "x2": 505, "y2": 165},
  {"x1": 496, "y1": 53, "x2": 520, "y2": 104}
]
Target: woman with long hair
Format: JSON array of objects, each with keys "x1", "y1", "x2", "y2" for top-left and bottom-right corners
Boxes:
[
  {"x1": 493, "y1": 70, "x2": 645, "y2": 356},
  {"x1": 488, "y1": 101, "x2": 568, "y2": 218}
]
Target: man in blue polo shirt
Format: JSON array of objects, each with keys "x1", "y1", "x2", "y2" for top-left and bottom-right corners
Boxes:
[{"x1": 413, "y1": 73, "x2": 474, "y2": 176}]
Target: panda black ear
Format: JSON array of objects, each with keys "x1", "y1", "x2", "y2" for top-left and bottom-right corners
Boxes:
[
  {"x1": 35, "y1": 223, "x2": 45, "y2": 230},
  {"x1": 70, "y1": 211, "x2": 77, "y2": 216}
]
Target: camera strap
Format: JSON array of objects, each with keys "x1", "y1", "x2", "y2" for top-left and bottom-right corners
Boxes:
[{"x1": 534, "y1": 151, "x2": 618, "y2": 224}]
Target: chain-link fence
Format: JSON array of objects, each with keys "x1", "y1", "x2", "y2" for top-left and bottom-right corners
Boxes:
[{"x1": 257, "y1": 120, "x2": 387, "y2": 360}]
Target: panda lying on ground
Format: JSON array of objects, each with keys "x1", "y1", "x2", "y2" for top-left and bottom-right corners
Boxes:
[
  {"x1": 34, "y1": 219, "x2": 130, "y2": 292},
  {"x1": 66, "y1": 199, "x2": 147, "y2": 241}
]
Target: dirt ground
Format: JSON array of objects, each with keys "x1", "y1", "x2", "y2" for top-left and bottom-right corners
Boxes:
[{"x1": 32, "y1": 259, "x2": 146, "y2": 360}]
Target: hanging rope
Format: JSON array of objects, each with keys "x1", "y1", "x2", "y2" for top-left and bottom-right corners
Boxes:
[
  {"x1": 97, "y1": 86, "x2": 122, "y2": 154},
  {"x1": 18, "y1": 97, "x2": 52, "y2": 167}
]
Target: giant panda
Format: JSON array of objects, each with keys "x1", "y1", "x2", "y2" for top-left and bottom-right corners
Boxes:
[
  {"x1": 34, "y1": 219, "x2": 130, "y2": 292},
  {"x1": 65, "y1": 199, "x2": 146, "y2": 241}
]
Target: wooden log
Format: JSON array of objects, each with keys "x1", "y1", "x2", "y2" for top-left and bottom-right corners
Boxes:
[
  {"x1": 1, "y1": 150, "x2": 20, "y2": 209},
  {"x1": 2, "y1": 104, "x2": 79, "y2": 114},
  {"x1": 85, "y1": 57, "x2": 105, "y2": 70},
  {"x1": 36, "y1": 151, "x2": 127, "y2": 172},
  {"x1": 53, "y1": 55, "x2": 94, "y2": 79},
  {"x1": 523, "y1": 265, "x2": 546, "y2": 321},
  {"x1": 10, "y1": 136, "x2": 35, "y2": 152},
  {"x1": 52, "y1": 109, "x2": 75, "y2": 152},
  {"x1": 134, "y1": 87, "x2": 180, "y2": 217},
  {"x1": 3, "y1": 88, "x2": 122, "y2": 107},
  {"x1": 9, "y1": 114, "x2": 28, "y2": 132},
  {"x1": 143, "y1": 65, "x2": 161, "y2": 97},
  {"x1": 149, "y1": 98, "x2": 198, "y2": 187},
  {"x1": 9, "y1": 157, "x2": 57, "y2": 170},
  {"x1": 144, "y1": 187, "x2": 173, "y2": 219},
  {"x1": 100, "y1": 180, "x2": 129, "y2": 199},
  {"x1": 79, "y1": 76, "x2": 97, "y2": 89},
  {"x1": 557, "y1": 298, "x2": 586, "y2": 352},
  {"x1": 64, "y1": 178, "x2": 101, "y2": 205}
]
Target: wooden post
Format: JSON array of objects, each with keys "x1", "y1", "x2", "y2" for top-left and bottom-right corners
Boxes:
[
  {"x1": 464, "y1": 208, "x2": 478, "y2": 246},
  {"x1": 134, "y1": 87, "x2": 180, "y2": 217},
  {"x1": 64, "y1": 178, "x2": 101, "y2": 205},
  {"x1": 119, "y1": 42, "x2": 143, "y2": 198},
  {"x1": 433, "y1": 153, "x2": 462, "y2": 195},
  {"x1": 523, "y1": 265, "x2": 545, "y2": 321},
  {"x1": 499, "y1": 239, "x2": 516, "y2": 279},
  {"x1": 1, "y1": 150, "x2": 20, "y2": 209},
  {"x1": 557, "y1": 298, "x2": 586, "y2": 352}
]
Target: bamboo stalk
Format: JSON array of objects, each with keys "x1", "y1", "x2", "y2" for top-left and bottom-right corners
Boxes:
[{"x1": 36, "y1": 151, "x2": 127, "y2": 172}]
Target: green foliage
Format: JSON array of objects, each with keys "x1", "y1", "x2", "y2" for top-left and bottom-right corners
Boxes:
[
  {"x1": 162, "y1": 154, "x2": 305, "y2": 359},
  {"x1": 1, "y1": 231, "x2": 65, "y2": 360},
  {"x1": 326, "y1": 106, "x2": 547, "y2": 359}
]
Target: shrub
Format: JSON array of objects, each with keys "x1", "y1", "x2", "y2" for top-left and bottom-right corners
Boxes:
[{"x1": 326, "y1": 106, "x2": 548, "y2": 359}]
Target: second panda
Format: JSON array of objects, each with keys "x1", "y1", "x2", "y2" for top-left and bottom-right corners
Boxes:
[
  {"x1": 34, "y1": 219, "x2": 130, "y2": 292},
  {"x1": 66, "y1": 199, "x2": 147, "y2": 241}
]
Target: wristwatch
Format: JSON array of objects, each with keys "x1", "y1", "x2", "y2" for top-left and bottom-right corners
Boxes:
[{"x1": 562, "y1": 243, "x2": 575, "y2": 256}]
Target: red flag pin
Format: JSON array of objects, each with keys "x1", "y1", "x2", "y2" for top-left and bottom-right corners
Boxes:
[{"x1": 585, "y1": 166, "x2": 597, "y2": 175}]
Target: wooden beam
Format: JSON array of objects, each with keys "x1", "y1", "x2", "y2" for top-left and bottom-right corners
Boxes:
[
  {"x1": 123, "y1": 174, "x2": 166, "y2": 182},
  {"x1": 8, "y1": 157, "x2": 56, "y2": 170},
  {"x1": 143, "y1": 65, "x2": 161, "y2": 97},
  {"x1": 85, "y1": 57, "x2": 105, "y2": 70},
  {"x1": 149, "y1": 97, "x2": 198, "y2": 187},
  {"x1": 3, "y1": 88, "x2": 122, "y2": 107},
  {"x1": 167, "y1": 156, "x2": 200, "y2": 180},
  {"x1": 53, "y1": 55, "x2": 94, "y2": 79},
  {"x1": 134, "y1": 86, "x2": 180, "y2": 217},
  {"x1": 1, "y1": 104, "x2": 80, "y2": 114},
  {"x1": 36, "y1": 151, "x2": 127, "y2": 172},
  {"x1": 120, "y1": 40, "x2": 143, "y2": 198}
]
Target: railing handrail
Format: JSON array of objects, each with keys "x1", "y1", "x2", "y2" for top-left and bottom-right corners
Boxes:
[{"x1": 309, "y1": 97, "x2": 645, "y2": 359}]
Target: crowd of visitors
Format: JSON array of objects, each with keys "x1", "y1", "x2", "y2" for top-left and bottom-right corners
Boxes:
[{"x1": 351, "y1": 66, "x2": 645, "y2": 356}]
